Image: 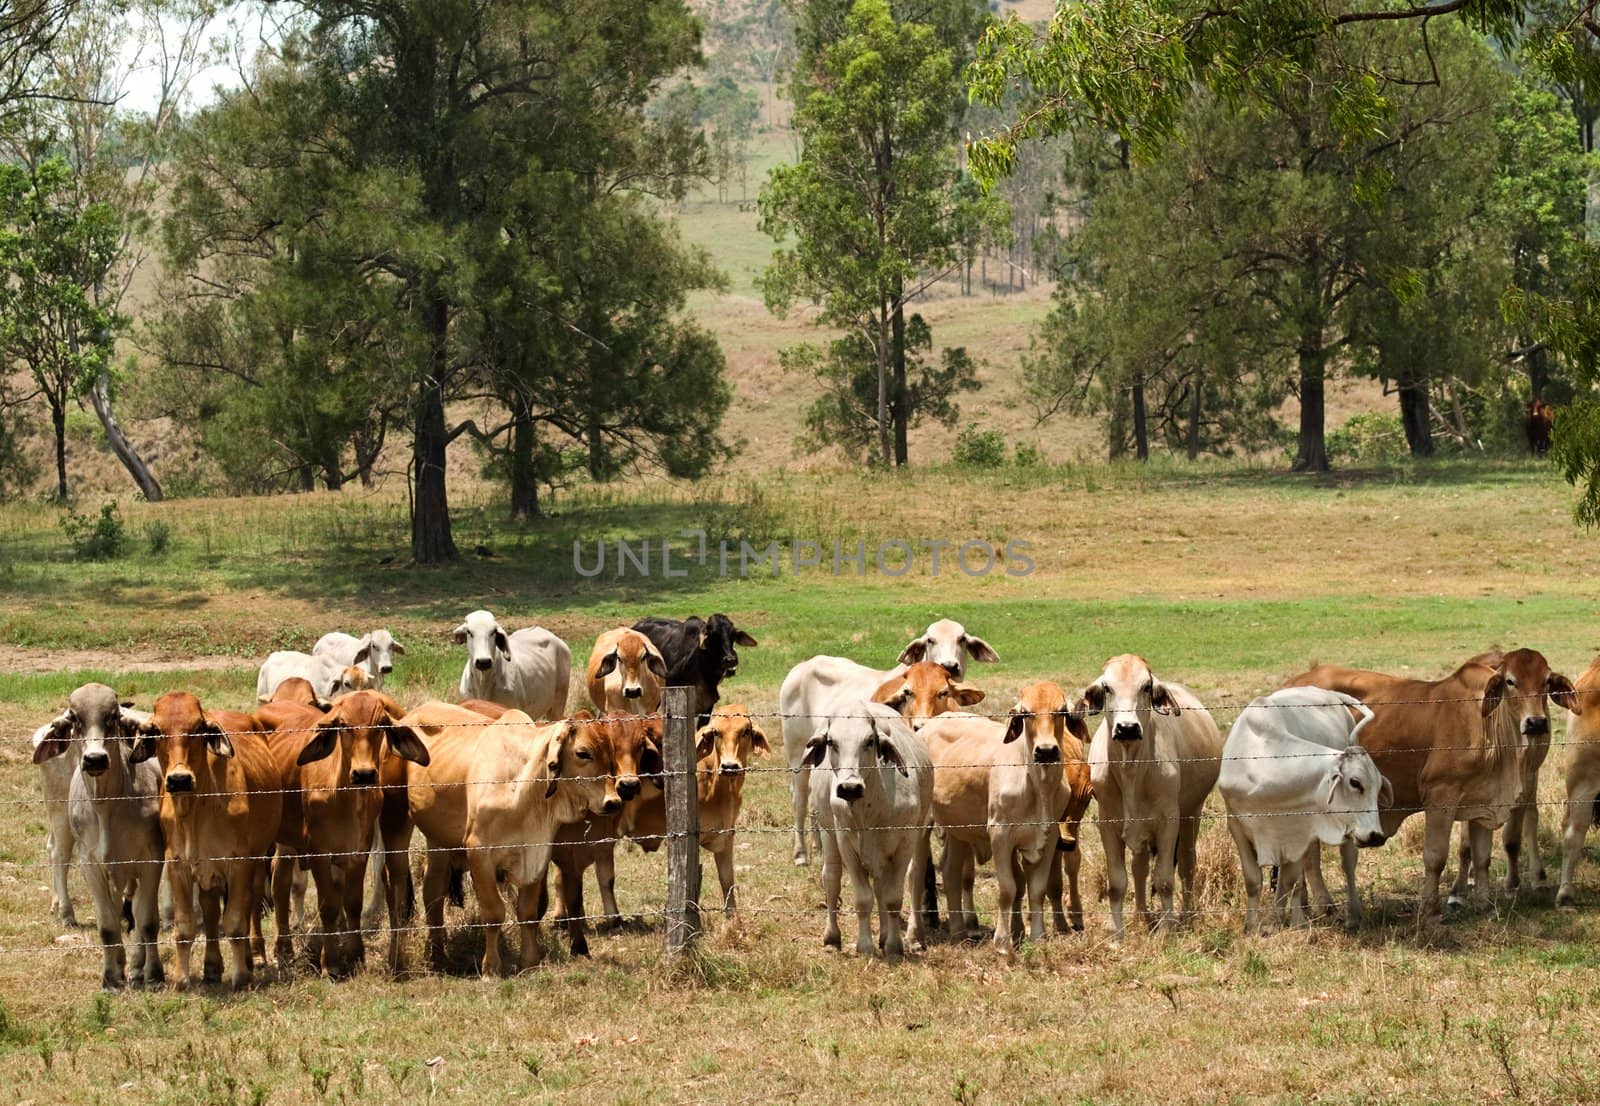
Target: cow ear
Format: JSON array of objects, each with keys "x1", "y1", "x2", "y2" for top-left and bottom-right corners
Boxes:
[
  {"x1": 1549, "y1": 673, "x2": 1577, "y2": 711},
  {"x1": 1481, "y1": 671, "x2": 1508, "y2": 717},
  {"x1": 128, "y1": 719, "x2": 162, "y2": 763},
  {"x1": 202, "y1": 720, "x2": 234, "y2": 759},
  {"x1": 1060, "y1": 709, "x2": 1090, "y2": 743},
  {"x1": 595, "y1": 651, "x2": 620, "y2": 679},
  {"x1": 801, "y1": 732, "x2": 828, "y2": 769},
  {"x1": 874, "y1": 682, "x2": 910, "y2": 709},
  {"x1": 390, "y1": 639, "x2": 406, "y2": 656},
  {"x1": 639, "y1": 736, "x2": 664, "y2": 778},
  {"x1": 1323, "y1": 771, "x2": 1342, "y2": 808},
  {"x1": 451, "y1": 623, "x2": 469, "y2": 644},
  {"x1": 733, "y1": 630, "x2": 757, "y2": 647},
  {"x1": 1378, "y1": 775, "x2": 1394, "y2": 809},
  {"x1": 1150, "y1": 682, "x2": 1181, "y2": 717},
  {"x1": 297, "y1": 723, "x2": 340, "y2": 766},
  {"x1": 1003, "y1": 709, "x2": 1027, "y2": 743},
  {"x1": 963, "y1": 635, "x2": 1000, "y2": 663},
  {"x1": 953, "y1": 684, "x2": 985, "y2": 707},
  {"x1": 645, "y1": 649, "x2": 668, "y2": 681},
  {"x1": 749, "y1": 724, "x2": 771, "y2": 757},
  {"x1": 120, "y1": 700, "x2": 135, "y2": 709},
  {"x1": 877, "y1": 734, "x2": 909, "y2": 777},
  {"x1": 495, "y1": 629, "x2": 511, "y2": 656},
  {"x1": 353, "y1": 644, "x2": 372, "y2": 667},
  {"x1": 545, "y1": 721, "x2": 574, "y2": 798},
  {"x1": 898, "y1": 638, "x2": 928, "y2": 665},
  {"x1": 386, "y1": 724, "x2": 431, "y2": 766},
  {"x1": 31, "y1": 714, "x2": 74, "y2": 763},
  {"x1": 695, "y1": 725, "x2": 717, "y2": 758},
  {"x1": 1080, "y1": 682, "x2": 1106, "y2": 716}
]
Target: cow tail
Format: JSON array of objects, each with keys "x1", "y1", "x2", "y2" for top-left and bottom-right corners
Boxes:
[
  {"x1": 404, "y1": 869, "x2": 416, "y2": 922},
  {"x1": 121, "y1": 896, "x2": 135, "y2": 934},
  {"x1": 448, "y1": 866, "x2": 465, "y2": 908}
]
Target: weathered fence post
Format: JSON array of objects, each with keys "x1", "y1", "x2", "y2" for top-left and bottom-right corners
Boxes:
[{"x1": 663, "y1": 685, "x2": 700, "y2": 955}]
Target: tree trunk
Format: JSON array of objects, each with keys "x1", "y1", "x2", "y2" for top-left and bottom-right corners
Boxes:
[
  {"x1": 876, "y1": 302, "x2": 891, "y2": 466},
  {"x1": 1397, "y1": 373, "x2": 1434, "y2": 457},
  {"x1": 51, "y1": 400, "x2": 67, "y2": 501},
  {"x1": 1529, "y1": 345, "x2": 1548, "y2": 401},
  {"x1": 891, "y1": 289, "x2": 908, "y2": 468},
  {"x1": 509, "y1": 399, "x2": 541, "y2": 520},
  {"x1": 1185, "y1": 375, "x2": 1202, "y2": 461},
  {"x1": 1292, "y1": 324, "x2": 1329, "y2": 473},
  {"x1": 1448, "y1": 378, "x2": 1474, "y2": 451},
  {"x1": 1130, "y1": 379, "x2": 1149, "y2": 462},
  {"x1": 297, "y1": 464, "x2": 315, "y2": 492},
  {"x1": 353, "y1": 418, "x2": 385, "y2": 488},
  {"x1": 411, "y1": 285, "x2": 459, "y2": 564},
  {"x1": 321, "y1": 451, "x2": 344, "y2": 491},
  {"x1": 1108, "y1": 391, "x2": 1128, "y2": 460},
  {"x1": 88, "y1": 375, "x2": 162, "y2": 501}
]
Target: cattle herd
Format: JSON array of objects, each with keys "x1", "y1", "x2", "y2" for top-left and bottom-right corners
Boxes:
[{"x1": 24, "y1": 611, "x2": 1600, "y2": 990}]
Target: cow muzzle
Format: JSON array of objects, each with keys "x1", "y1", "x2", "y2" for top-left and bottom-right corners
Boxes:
[
  {"x1": 473, "y1": 657, "x2": 493, "y2": 671},
  {"x1": 720, "y1": 760, "x2": 743, "y2": 776},
  {"x1": 165, "y1": 772, "x2": 195, "y2": 794},
  {"x1": 1112, "y1": 721, "x2": 1143, "y2": 742},
  {"x1": 1523, "y1": 716, "x2": 1550, "y2": 737},
  {"x1": 835, "y1": 780, "x2": 865, "y2": 802},
  {"x1": 380, "y1": 665, "x2": 393, "y2": 675},
  {"x1": 600, "y1": 795, "x2": 623, "y2": 815},
  {"x1": 1359, "y1": 831, "x2": 1387, "y2": 848},
  {"x1": 350, "y1": 768, "x2": 378, "y2": 786},
  {"x1": 617, "y1": 776, "x2": 640, "y2": 801},
  {"x1": 81, "y1": 751, "x2": 110, "y2": 775},
  {"x1": 1032, "y1": 746, "x2": 1061, "y2": 764},
  {"x1": 940, "y1": 661, "x2": 961, "y2": 678},
  {"x1": 623, "y1": 685, "x2": 643, "y2": 700}
]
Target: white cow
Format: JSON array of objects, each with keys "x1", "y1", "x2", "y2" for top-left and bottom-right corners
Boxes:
[
  {"x1": 454, "y1": 609, "x2": 571, "y2": 721},
  {"x1": 256, "y1": 650, "x2": 368, "y2": 703},
  {"x1": 32, "y1": 715, "x2": 81, "y2": 926},
  {"x1": 779, "y1": 619, "x2": 994, "y2": 865},
  {"x1": 32, "y1": 684, "x2": 164, "y2": 988},
  {"x1": 1082, "y1": 654, "x2": 1223, "y2": 938},
  {"x1": 312, "y1": 629, "x2": 405, "y2": 689},
  {"x1": 803, "y1": 700, "x2": 933, "y2": 957},
  {"x1": 1219, "y1": 687, "x2": 1391, "y2": 931}
]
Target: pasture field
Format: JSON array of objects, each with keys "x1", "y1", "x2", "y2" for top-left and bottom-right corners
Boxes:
[{"x1": 4, "y1": 460, "x2": 1600, "y2": 1104}]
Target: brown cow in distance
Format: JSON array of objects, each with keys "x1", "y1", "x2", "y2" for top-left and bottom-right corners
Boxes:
[
  {"x1": 1527, "y1": 398, "x2": 1554, "y2": 457},
  {"x1": 133, "y1": 693, "x2": 282, "y2": 990},
  {"x1": 1285, "y1": 648, "x2": 1573, "y2": 914}
]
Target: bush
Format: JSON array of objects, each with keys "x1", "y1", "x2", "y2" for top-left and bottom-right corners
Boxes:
[
  {"x1": 60, "y1": 501, "x2": 126, "y2": 561},
  {"x1": 144, "y1": 520, "x2": 172, "y2": 556},
  {"x1": 953, "y1": 423, "x2": 1007, "y2": 468},
  {"x1": 1326, "y1": 412, "x2": 1407, "y2": 465},
  {"x1": 1013, "y1": 440, "x2": 1043, "y2": 467}
]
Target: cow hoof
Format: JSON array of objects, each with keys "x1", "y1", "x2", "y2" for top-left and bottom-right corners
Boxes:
[
  {"x1": 570, "y1": 940, "x2": 590, "y2": 959},
  {"x1": 822, "y1": 931, "x2": 841, "y2": 951},
  {"x1": 173, "y1": 976, "x2": 191, "y2": 993},
  {"x1": 792, "y1": 856, "x2": 808, "y2": 868},
  {"x1": 1557, "y1": 889, "x2": 1577, "y2": 910},
  {"x1": 101, "y1": 974, "x2": 125, "y2": 991}
]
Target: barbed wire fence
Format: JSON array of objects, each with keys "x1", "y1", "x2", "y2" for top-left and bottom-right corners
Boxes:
[{"x1": 11, "y1": 683, "x2": 1600, "y2": 974}]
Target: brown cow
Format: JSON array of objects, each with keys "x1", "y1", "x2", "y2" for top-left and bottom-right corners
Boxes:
[
  {"x1": 132, "y1": 692, "x2": 282, "y2": 990},
  {"x1": 585, "y1": 628, "x2": 668, "y2": 716},
  {"x1": 1453, "y1": 648, "x2": 1573, "y2": 894},
  {"x1": 1286, "y1": 648, "x2": 1572, "y2": 914},
  {"x1": 1558, "y1": 655, "x2": 1600, "y2": 907},
  {"x1": 378, "y1": 702, "x2": 622, "y2": 975},
  {"x1": 872, "y1": 661, "x2": 987, "y2": 729},
  {"x1": 1527, "y1": 398, "x2": 1554, "y2": 457},
  {"x1": 260, "y1": 691, "x2": 429, "y2": 976},
  {"x1": 624, "y1": 704, "x2": 771, "y2": 918}
]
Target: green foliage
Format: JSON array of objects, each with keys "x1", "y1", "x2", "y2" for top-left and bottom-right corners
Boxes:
[
  {"x1": 952, "y1": 423, "x2": 1007, "y2": 467},
  {"x1": 144, "y1": 519, "x2": 172, "y2": 556},
  {"x1": 762, "y1": 0, "x2": 1001, "y2": 466},
  {"x1": 1326, "y1": 413, "x2": 1407, "y2": 466},
  {"x1": 59, "y1": 500, "x2": 125, "y2": 561}
]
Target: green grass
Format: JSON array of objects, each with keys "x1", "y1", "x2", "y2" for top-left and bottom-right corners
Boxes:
[{"x1": 6, "y1": 459, "x2": 1600, "y2": 1103}]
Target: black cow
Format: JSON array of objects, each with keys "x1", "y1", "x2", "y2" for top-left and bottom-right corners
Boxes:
[{"x1": 631, "y1": 614, "x2": 757, "y2": 724}]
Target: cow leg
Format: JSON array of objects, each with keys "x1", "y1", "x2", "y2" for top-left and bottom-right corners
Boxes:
[
  {"x1": 991, "y1": 840, "x2": 1019, "y2": 952},
  {"x1": 1526, "y1": 799, "x2": 1549, "y2": 888},
  {"x1": 1339, "y1": 839, "x2": 1362, "y2": 928},
  {"x1": 516, "y1": 882, "x2": 545, "y2": 972},
  {"x1": 1468, "y1": 822, "x2": 1495, "y2": 908},
  {"x1": 133, "y1": 862, "x2": 163, "y2": 987},
  {"x1": 1064, "y1": 833, "x2": 1084, "y2": 934},
  {"x1": 290, "y1": 865, "x2": 309, "y2": 932},
  {"x1": 421, "y1": 849, "x2": 451, "y2": 972},
  {"x1": 556, "y1": 861, "x2": 589, "y2": 958},
  {"x1": 83, "y1": 862, "x2": 125, "y2": 990},
  {"x1": 383, "y1": 832, "x2": 413, "y2": 975},
  {"x1": 1131, "y1": 845, "x2": 1152, "y2": 930},
  {"x1": 940, "y1": 839, "x2": 968, "y2": 937},
  {"x1": 341, "y1": 850, "x2": 370, "y2": 970},
  {"x1": 876, "y1": 852, "x2": 906, "y2": 958},
  {"x1": 196, "y1": 881, "x2": 225, "y2": 984},
  {"x1": 223, "y1": 864, "x2": 258, "y2": 990},
  {"x1": 1421, "y1": 811, "x2": 1452, "y2": 916},
  {"x1": 1101, "y1": 825, "x2": 1129, "y2": 940},
  {"x1": 1559, "y1": 786, "x2": 1600, "y2": 908},
  {"x1": 790, "y1": 768, "x2": 812, "y2": 866},
  {"x1": 467, "y1": 853, "x2": 508, "y2": 977},
  {"x1": 1281, "y1": 857, "x2": 1307, "y2": 928},
  {"x1": 712, "y1": 842, "x2": 737, "y2": 918},
  {"x1": 309, "y1": 855, "x2": 342, "y2": 976},
  {"x1": 47, "y1": 813, "x2": 76, "y2": 927},
  {"x1": 1302, "y1": 842, "x2": 1334, "y2": 918},
  {"x1": 820, "y1": 831, "x2": 843, "y2": 950},
  {"x1": 361, "y1": 828, "x2": 387, "y2": 934},
  {"x1": 844, "y1": 845, "x2": 875, "y2": 958},
  {"x1": 1025, "y1": 851, "x2": 1051, "y2": 944},
  {"x1": 1176, "y1": 820, "x2": 1199, "y2": 925},
  {"x1": 1227, "y1": 817, "x2": 1263, "y2": 935},
  {"x1": 271, "y1": 848, "x2": 298, "y2": 974},
  {"x1": 594, "y1": 844, "x2": 622, "y2": 929},
  {"x1": 1046, "y1": 844, "x2": 1067, "y2": 934},
  {"x1": 169, "y1": 863, "x2": 196, "y2": 990}
]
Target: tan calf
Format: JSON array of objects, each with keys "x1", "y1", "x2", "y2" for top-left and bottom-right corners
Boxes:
[
  {"x1": 133, "y1": 693, "x2": 282, "y2": 990},
  {"x1": 585, "y1": 628, "x2": 668, "y2": 715},
  {"x1": 1558, "y1": 656, "x2": 1600, "y2": 907},
  {"x1": 872, "y1": 661, "x2": 986, "y2": 729}
]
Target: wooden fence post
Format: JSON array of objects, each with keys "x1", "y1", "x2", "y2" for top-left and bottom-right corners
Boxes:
[{"x1": 663, "y1": 685, "x2": 700, "y2": 955}]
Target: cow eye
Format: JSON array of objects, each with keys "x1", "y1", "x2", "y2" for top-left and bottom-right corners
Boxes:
[
  {"x1": 1505, "y1": 675, "x2": 1517, "y2": 688},
  {"x1": 576, "y1": 748, "x2": 593, "y2": 762},
  {"x1": 1350, "y1": 779, "x2": 1364, "y2": 794}
]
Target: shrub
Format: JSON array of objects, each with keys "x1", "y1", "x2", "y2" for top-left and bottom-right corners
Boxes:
[
  {"x1": 1013, "y1": 440, "x2": 1043, "y2": 467},
  {"x1": 952, "y1": 423, "x2": 1007, "y2": 468},
  {"x1": 1326, "y1": 412, "x2": 1407, "y2": 465},
  {"x1": 144, "y1": 520, "x2": 172, "y2": 556},
  {"x1": 60, "y1": 501, "x2": 126, "y2": 561}
]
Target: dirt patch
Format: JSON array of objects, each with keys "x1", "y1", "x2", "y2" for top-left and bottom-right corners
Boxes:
[{"x1": 0, "y1": 644, "x2": 248, "y2": 674}]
